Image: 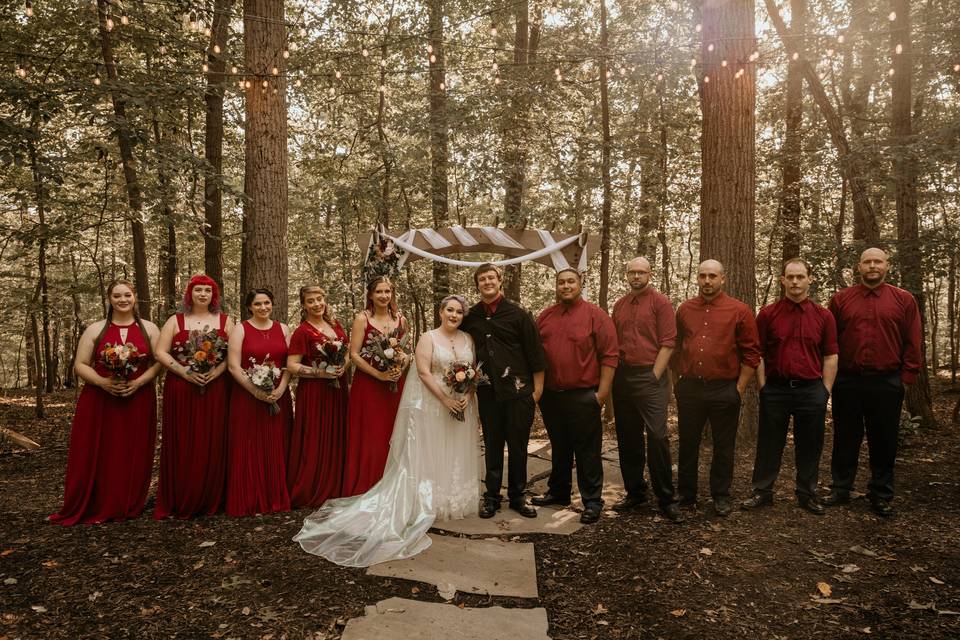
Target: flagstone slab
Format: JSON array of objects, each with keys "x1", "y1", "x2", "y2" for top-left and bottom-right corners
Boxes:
[
  {"x1": 341, "y1": 597, "x2": 551, "y2": 640},
  {"x1": 432, "y1": 505, "x2": 583, "y2": 536},
  {"x1": 479, "y1": 452, "x2": 555, "y2": 489},
  {"x1": 367, "y1": 534, "x2": 538, "y2": 599},
  {"x1": 528, "y1": 459, "x2": 626, "y2": 510}
]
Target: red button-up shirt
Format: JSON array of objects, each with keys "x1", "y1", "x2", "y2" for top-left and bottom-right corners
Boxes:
[
  {"x1": 757, "y1": 297, "x2": 838, "y2": 380},
  {"x1": 673, "y1": 291, "x2": 762, "y2": 380},
  {"x1": 828, "y1": 283, "x2": 922, "y2": 384},
  {"x1": 537, "y1": 298, "x2": 619, "y2": 391},
  {"x1": 612, "y1": 287, "x2": 677, "y2": 366}
]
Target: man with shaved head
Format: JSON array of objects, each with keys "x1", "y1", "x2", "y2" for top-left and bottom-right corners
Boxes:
[
  {"x1": 826, "y1": 248, "x2": 922, "y2": 517},
  {"x1": 610, "y1": 257, "x2": 682, "y2": 522},
  {"x1": 672, "y1": 259, "x2": 761, "y2": 516}
]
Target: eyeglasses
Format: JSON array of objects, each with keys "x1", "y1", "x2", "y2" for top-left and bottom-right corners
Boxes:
[{"x1": 627, "y1": 270, "x2": 650, "y2": 277}]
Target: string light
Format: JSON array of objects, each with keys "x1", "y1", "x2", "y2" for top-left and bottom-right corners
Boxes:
[
  {"x1": 24, "y1": 1, "x2": 33, "y2": 18},
  {"x1": 16, "y1": 66, "x2": 27, "y2": 78},
  {"x1": 261, "y1": 79, "x2": 268, "y2": 88},
  {"x1": 656, "y1": 73, "x2": 663, "y2": 81},
  {"x1": 735, "y1": 68, "x2": 744, "y2": 78},
  {"x1": 213, "y1": 44, "x2": 221, "y2": 54},
  {"x1": 294, "y1": 78, "x2": 301, "y2": 87},
  {"x1": 707, "y1": 43, "x2": 714, "y2": 52},
  {"x1": 271, "y1": 66, "x2": 279, "y2": 75},
  {"x1": 695, "y1": 23, "x2": 702, "y2": 33},
  {"x1": 202, "y1": 63, "x2": 208, "y2": 72},
  {"x1": 439, "y1": 81, "x2": 445, "y2": 90},
  {"x1": 328, "y1": 87, "x2": 335, "y2": 97},
  {"x1": 335, "y1": 70, "x2": 342, "y2": 79},
  {"x1": 244, "y1": 80, "x2": 251, "y2": 89},
  {"x1": 837, "y1": 35, "x2": 845, "y2": 44},
  {"x1": 888, "y1": 68, "x2": 895, "y2": 76},
  {"x1": 888, "y1": 11, "x2": 896, "y2": 21},
  {"x1": 289, "y1": 43, "x2": 297, "y2": 52},
  {"x1": 430, "y1": 54, "x2": 436, "y2": 63},
  {"x1": 362, "y1": 48, "x2": 369, "y2": 57},
  {"x1": 93, "y1": 76, "x2": 101, "y2": 86},
  {"x1": 427, "y1": 44, "x2": 433, "y2": 54},
  {"x1": 282, "y1": 50, "x2": 290, "y2": 59},
  {"x1": 121, "y1": 14, "x2": 129, "y2": 26},
  {"x1": 490, "y1": 26, "x2": 497, "y2": 37},
  {"x1": 703, "y1": 75, "x2": 710, "y2": 83},
  {"x1": 895, "y1": 44, "x2": 903, "y2": 54},
  {"x1": 230, "y1": 65, "x2": 238, "y2": 74},
  {"x1": 721, "y1": 59, "x2": 727, "y2": 67},
  {"x1": 954, "y1": 63, "x2": 960, "y2": 72},
  {"x1": 105, "y1": 17, "x2": 114, "y2": 31},
  {"x1": 204, "y1": 27, "x2": 211, "y2": 37},
  {"x1": 791, "y1": 52, "x2": 799, "y2": 60}
]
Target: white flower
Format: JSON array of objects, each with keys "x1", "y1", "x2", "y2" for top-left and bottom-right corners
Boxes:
[
  {"x1": 383, "y1": 348, "x2": 396, "y2": 360},
  {"x1": 455, "y1": 371, "x2": 467, "y2": 382},
  {"x1": 467, "y1": 369, "x2": 475, "y2": 379}
]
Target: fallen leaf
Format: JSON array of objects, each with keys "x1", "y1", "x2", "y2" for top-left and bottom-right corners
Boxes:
[
  {"x1": 3, "y1": 578, "x2": 17, "y2": 585},
  {"x1": 199, "y1": 541, "x2": 216, "y2": 548},
  {"x1": 410, "y1": 586, "x2": 419, "y2": 594},
  {"x1": 908, "y1": 600, "x2": 935, "y2": 611},
  {"x1": 699, "y1": 547, "x2": 713, "y2": 556},
  {"x1": 30, "y1": 605, "x2": 47, "y2": 613},
  {"x1": 841, "y1": 564, "x2": 860, "y2": 573},
  {"x1": 241, "y1": 607, "x2": 251, "y2": 616},
  {"x1": 592, "y1": 603, "x2": 608, "y2": 615},
  {"x1": 929, "y1": 576, "x2": 945, "y2": 585},
  {"x1": 670, "y1": 609, "x2": 686, "y2": 617},
  {"x1": 88, "y1": 592, "x2": 102, "y2": 602},
  {"x1": 597, "y1": 620, "x2": 610, "y2": 626},
  {"x1": 810, "y1": 597, "x2": 845, "y2": 605},
  {"x1": 0, "y1": 550, "x2": 14, "y2": 557},
  {"x1": 849, "y1": 545, "x2": 877, "y2": 557},
  {"x1": 860, "y1": 627, "x2": 872, "y2": 634},
  {"x1": 41, "y1": 560, "x2": 59, "y2": 568},
  {"x1": 817, "y1": 582, "x2": 832, "y2": 597},
  {"x1": 193, "y1": 560, "x2": 205, "y2": 570},
  {"x1": 436, "y1": 582, "x2": 457, "y2": 601}
]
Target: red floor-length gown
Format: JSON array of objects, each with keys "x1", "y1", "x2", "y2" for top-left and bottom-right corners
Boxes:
[
  {"x1": 225, "y1": 320, "x2": 292, "y2": 516},
  {"x1": 341, "y1": 316, "x2": 406, "y2": 496},
  {"x1": 50, "y1": 322, "x2": 156, "y2": 526},
  {"x1": 154, "y1": 313, "x2": 230, "y2": 519},
  {"x1": 286, "y1": 321, "x2": 350, "y2": 508}
]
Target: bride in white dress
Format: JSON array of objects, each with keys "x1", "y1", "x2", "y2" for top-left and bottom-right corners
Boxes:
[{"x1": 294, "y1": 295, "x2": 481, "y2": 567}]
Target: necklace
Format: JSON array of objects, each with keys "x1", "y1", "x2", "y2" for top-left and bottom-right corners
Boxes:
[{"x1": 439, "y1": 329, "x2": 459, "y2": 359}]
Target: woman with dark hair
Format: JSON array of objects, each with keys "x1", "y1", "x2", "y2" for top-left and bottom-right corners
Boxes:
[
  {"x1": 50, "y1": 279, "x2": 162, "y2": 525},
  {"x1": 286, "y1": 285, "x2": 350, "y2": 508},
  {"x1": 154, "y1": 275, "x2": 234, "y2": 519},
  {"x1": 341, "y1": 276, "x2": 408, "y2": 496},
  {"x1": 225, "y1": 288, "x2": 293, "y2": 516}
]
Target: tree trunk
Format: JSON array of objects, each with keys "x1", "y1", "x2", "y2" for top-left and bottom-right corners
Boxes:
[
  {"x1": 96, "y1": 0, "x2": 152, "y2": 320},
  {"x1": 780, "y1": 0, "x2": 805, "y2": 261},
  {"x1": 657, "y1": 74, "x2": 671, "y2": 296},
  {"x1": 30, "y1": 283, "x2": 43, "y2": 418},
  {"x1": 203, "y1": 0, "x2": 233, "y2": 290},
  {"x1": 428, "y1": 0, "x2": 450, "y2": 322},
  {"x1": 242, "y1": 0, "x2": 289, "y2": 320},
  {"x1": 151, "y1": 113, "x2": 178, "y2": 318},
  {"x1": 26, "y1": 111, "x2": 54, "y2": 393},
  {"x1": 949, "y1": 248, "x2": 957, "y2": 384},
  {"x1": 597, "y1": 0, "x2": 613, "y2": 311}
]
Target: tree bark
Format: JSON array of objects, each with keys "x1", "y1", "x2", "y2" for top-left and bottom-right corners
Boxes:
[
  {"x1": 597, "y1": 0, "x2": 613, "y2": 311},
  {"x1": 151, "y1": 112, "x2": 178, "y2": 318},
  {"x1": 428, "y1": 0, "x2": 450, "y2": 321},
  {"x1": 780, "y1": 0, "x2": 805, "y2": 261},
  {"x1": 657, "y1": 73, "x2": 671, "y2": 296},
  {"x1": 203, "y1": 0, "x2": 234, "y2": 291},
  {"x1": 242, "y1": 0, "x2": 289, "y2": 320},
  {"x1": 26, "y1": 110, "x2": 53, "y2": 393},
  {"x1": 949, "y1": 247, "x2": 957, "y2": 384},
  {"x1": 96, "y1": 0, "x2": 152, "y2": 320}
]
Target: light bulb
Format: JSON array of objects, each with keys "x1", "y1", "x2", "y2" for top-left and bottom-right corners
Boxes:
[
  {"x1": 202, "y1": 63, "x2": 209, "y2": 72},
  {"x1": 695, "y1": 23, "x2": 702, "y2": 32},
  {"x1": 105, "y1": 17, "x2": 114, "y2": 30},
  {"x1": 439, "y1": 82, "x2": 445, "y2": 90},
  {"x1": 204, "y1": 28, "x2": 211, "y2": 37},
  {"x1": 837, "y1": 35, "x2": 845, "y2": 44},
  {"x1": 888, "y1": 11, "x2": 896, "y2": 21},
  {"x1": 490, "y1": 27, "x2": 497, "y2": 37},
  {"x1": 294, "y1": 78, "x2": 301, "y2": 87},
  {"x1": 262, "y1": 80, "x2": 268, "y2": 88},
  {"x1": 954, "y1": 63, "x2": 960, "y2": 72},
  {"x1": 213, "y1": 44, "x2": 221, "y2": 54},
  {"x1": 231, "y1": 66, "x2": 238, "y2": 74},
  {"x1": 16, "y1": 67, "x2": 27, "y2": 78},
  {"x1": 93, "y1": 77, "x2": 101, "y2": 85},
  {"x1": 271, "y1": 67, "x2": 278, "y2": 75},
  {"x1": 427, "y1": 44, "x2": 433, "y2": 54},
  {"x1": 656, "y1": 73, "x2": 663, "y2": 81},
  {"x1": 335, "y1": 70, "x2": 342, "y2": 79},
  {"x1": 25, "y1": 2, "x2": 33, "y2": 18},
  {"x1": 121, "y1": 15, "x2": 129, "y2": 25},
  {"x1": 703, "y1": 75, "x2": 710, "y2": 83},
  {"x1": 328, "y1": 87, "x2": 335, "y2": 96},
  {"x1": 362, "y1": 48, "x2": 369, "y2": 57},
  {"x1": 707, "y1": 43, "x2": 714, "y2": 52},
  {"x1": 791, "y1": 52, "x2": 799, "y2": 60},
  {"x1": 244, "y1": 80, "x2": 252, "y2": 89},
  {"x1": 888, "y1": 68, "x2": 895, "y2": 76},
  {"x1": 283, "y1": 50, "x2": 290, "y2": 59},
  {"x1": 721, "y1": 59, "x2": 728, "y2": 67},
  {"x1": 895, "y1": 44, "x2": 903, "y2": 54}
]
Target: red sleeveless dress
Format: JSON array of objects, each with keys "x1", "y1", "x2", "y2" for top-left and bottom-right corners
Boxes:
[
  {"x1": 286, "y1": 321, "x2": 350, "y2": 508},
  {"x1": 50, "y1": 322, "x2": 156, "y2": 526},
  {"x1": 340, "y1": 317, "x2": 406, "y2": 496},
  {"x1": 154, "y1": 313, "x2": 230, "y2": 519},
  {"x1": 225, "y1": 320, "x2": 292, "y2": 516}
]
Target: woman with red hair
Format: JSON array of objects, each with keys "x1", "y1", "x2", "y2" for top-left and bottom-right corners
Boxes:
[{"x1": 154, "y1": 275, "x2": 234, "y2": 519}]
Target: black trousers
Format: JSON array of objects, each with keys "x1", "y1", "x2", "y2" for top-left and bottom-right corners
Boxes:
[
  {"x1": 538, "y1": 388, "x2": 604, "y2": 508},
  {"x1": 478, "y1": 388, "x2": 537, "y2": 503},
  {"x1": 830, "y1": 372, "x2": 904, "y2": 502},
  {"x1": 751, "y1": 380, "x2": 829, "y2": 500},
  {"x1": 612, "y1": 365, "x2": 676, "y2": 506},
  {"x1": 675, "y1": 378, "x2": 741, "y2": 500}
]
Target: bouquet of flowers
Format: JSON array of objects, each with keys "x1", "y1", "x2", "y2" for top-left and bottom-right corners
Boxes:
[
  {"x1": 245, "y1": 356, "x2": 282, "y2": 415},
  {"x1": 99, "y1": 342, "x2": 147, "y2": 381},
  {"x1": 313, "y1": 338, "x2": 348, "y2": 388},
  {"x1": 360, "y1": 327, "x2": 411, "y2": 393},
  {"x1": 441, "y1": 360, "x2": 490, "y2": 421},
  {"x1": 173, "y1": 326, "x2": 227, "y2": 394}
]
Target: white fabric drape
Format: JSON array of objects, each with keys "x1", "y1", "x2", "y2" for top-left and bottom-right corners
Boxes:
[{"x1": 385, "y1": 230, "x2": 581, "y2": 268}]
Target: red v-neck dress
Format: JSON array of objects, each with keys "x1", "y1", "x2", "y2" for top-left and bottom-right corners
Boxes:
[
  {"x1": 225, "y1": 320, "x2": 292, "y2": 516},
  {"x1": 154, "y1": 313, "x2": 230, "y2": 519},
  {"x1": 50, "y1": 322, "x2": 157, "y2": 526},
  {"x1": 340, "y1": 316, "x2": 406, "y2": 497},
  {"x1": 286, "y1": 321, "x2": 350, "y2": 508}
]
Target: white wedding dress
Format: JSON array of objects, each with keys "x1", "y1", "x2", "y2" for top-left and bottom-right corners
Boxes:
[{"x1": 294, "y1": 331, "x2": 481, "y2": 567}]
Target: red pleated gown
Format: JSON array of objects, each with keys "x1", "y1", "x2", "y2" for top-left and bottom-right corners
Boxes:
[
  {"x1": 286, "y1": 321, "x2": 350, "y2": 508},
  {"x1": 154, "y1": 313, "x2": 230, "y2": 519},
  {"x1": 340, "y1": 317, "x2": 406, "y2": 497},
  {"x1": 225, "y1": 320, "x2": 292, "y2": 516},
  {"x1": 50, "y1": 322, "x2": 156, "y2": 526}
]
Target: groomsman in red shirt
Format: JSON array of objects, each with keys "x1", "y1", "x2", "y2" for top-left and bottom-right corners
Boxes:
[
  {"x1": 741, "y1": 258, "x2": 838, "y2": 516},
  {"x1": 610, "y1": 257, "x2": 682, "y2": 522},
  {"x1": 533, "y1": 268, "x2": 619, "y2": 524},
  {"x1": 825, "y1": 248, "x2": 922, "y2": 517},
  {"x1": 672, "y1": 259, "x2": 761, "y2": 517}
]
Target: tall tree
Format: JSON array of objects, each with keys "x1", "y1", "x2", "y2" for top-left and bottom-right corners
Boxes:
[
  {"x1": 428, "y1": 0, "x2": 450, "y2": 319},
  {"x1": 96, "y1": 0, "x2": 152, "y2": 319},
  {"x1": 241, "y1": 0, "x2": 289, "y2": 319},
  {"x1": 597, "y1": 0, "x2": 613, "y2": 310},
  {"x1": 780, "y1": 0, "x2": 805, "y2": 261}
]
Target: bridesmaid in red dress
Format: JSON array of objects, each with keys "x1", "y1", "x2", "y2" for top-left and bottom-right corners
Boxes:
[
  {"x1": 341, "y1": 276, "x2": 408, "y2": 496},
  {"x1": 225, "y1": 288, "x2": 293, "y2": 516},
  {"x1": 286, "y1": 285, "x2": 350, "y2": 508},
  {"x1": 154, "y1": 275, "x2": 234, "y2": 519},
  {"x1": 50, "y1": 279, "x2": 162, "y2": 525}
]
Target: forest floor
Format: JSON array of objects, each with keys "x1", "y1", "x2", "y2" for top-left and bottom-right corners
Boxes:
[{"x1": 1, "y1": 383, "x2": 959, "y2": 640}]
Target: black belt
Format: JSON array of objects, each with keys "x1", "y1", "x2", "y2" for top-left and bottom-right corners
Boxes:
[
  {"x1": 545, "y1": 386, "x2": 598, "y2": 393},
  {"x1": 766, "y1": 377, "x2": 821, "y2": 389},
  {"x1": 618, "y1": 361, "x2": 654, "y2": 371}
]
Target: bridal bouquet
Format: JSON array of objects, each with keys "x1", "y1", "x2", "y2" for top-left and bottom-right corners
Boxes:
[
  {"x1": 360, "y1": 328, "x2": 410, "y2": 393},
  {"x1": 313, "y1": 338, "x2": 348, "y2": 388},
  {"x1": 246, "y1": 356, "x2": 282, "y2": 415},
  {"x1": 99, "y1": 342, "x2": 147, "y2": 381},
  {"x1": 441, "y1": 360, "x2": 489, "y2": 421},
  {"x1": 173, "y1": 326, "x2": 227, "y2": 394}
]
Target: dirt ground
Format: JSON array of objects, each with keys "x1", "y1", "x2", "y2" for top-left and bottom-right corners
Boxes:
[{"x1": 1, "y1": 383, "x2": 958, "y2": 639}]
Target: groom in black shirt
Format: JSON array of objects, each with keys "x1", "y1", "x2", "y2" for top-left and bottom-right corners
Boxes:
[{"x1": 463, "y1": 263, "x2": 547, "y2": 518}]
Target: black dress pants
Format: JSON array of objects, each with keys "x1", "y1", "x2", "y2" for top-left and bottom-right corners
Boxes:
[
  {"x1": 538, "y1": 388, "x2": 604, "y2": 509},
  {"x1": 751, "y1": 380, "x2": 829, "y2": 500},
  {"x1": 478, "y1": 387, "x2": 537, "y2": 503},
  {"x1": 675, "y1": 378, "x2": 741, "y2": 500},
  {"x1": 830, "y1": 372, "x2": 904, "y2": 502},
  {"x1": 612, "y1": 365, "x2": 676, "y2": 506}
]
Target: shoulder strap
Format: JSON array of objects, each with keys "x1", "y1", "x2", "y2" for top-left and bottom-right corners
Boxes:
[
  {"x1": 219, "y1": 313, "x2": 227, "y2": 331},
  {"x1": 176, "y1": 313, "x2": 185, "y2": 331}
]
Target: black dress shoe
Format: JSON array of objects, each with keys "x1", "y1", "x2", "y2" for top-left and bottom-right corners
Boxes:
[
  {"x1": 612, "y1": 495, "x2": 648, "y2": 512},
  {"x1": 660, "y1": 503, "x2": 683, "y2": 523},
  {"x1": 798, "y1": 497, "x2": 826, "y2": 516},
  {"x1": 531, "y1": 493, "x2": 571, "y2": 507},
  {"x1": 869, "y1": 500, "x2": 894, "y2": 518},
  {"x1": 713, "y1": 498, "x2": 734, "y2": 517},
  {"x1": 822, "y1": 491, "x2": 850, "y2": 507},
  {"x1": 580, "y1": 505, "x2": 601, "y2": 524},
  {"x1": 509, "y1": 500, "x2": 537, "y2": 518},
  {"x1": 677, "y1": 495, "x2": 697, "y2": 508},
  {"x1": 478, "y1": 500, "x2": 499, "y2": 519},
  {"x1": 740, "y1": 493, "x2": 774, "y2": 511}
]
